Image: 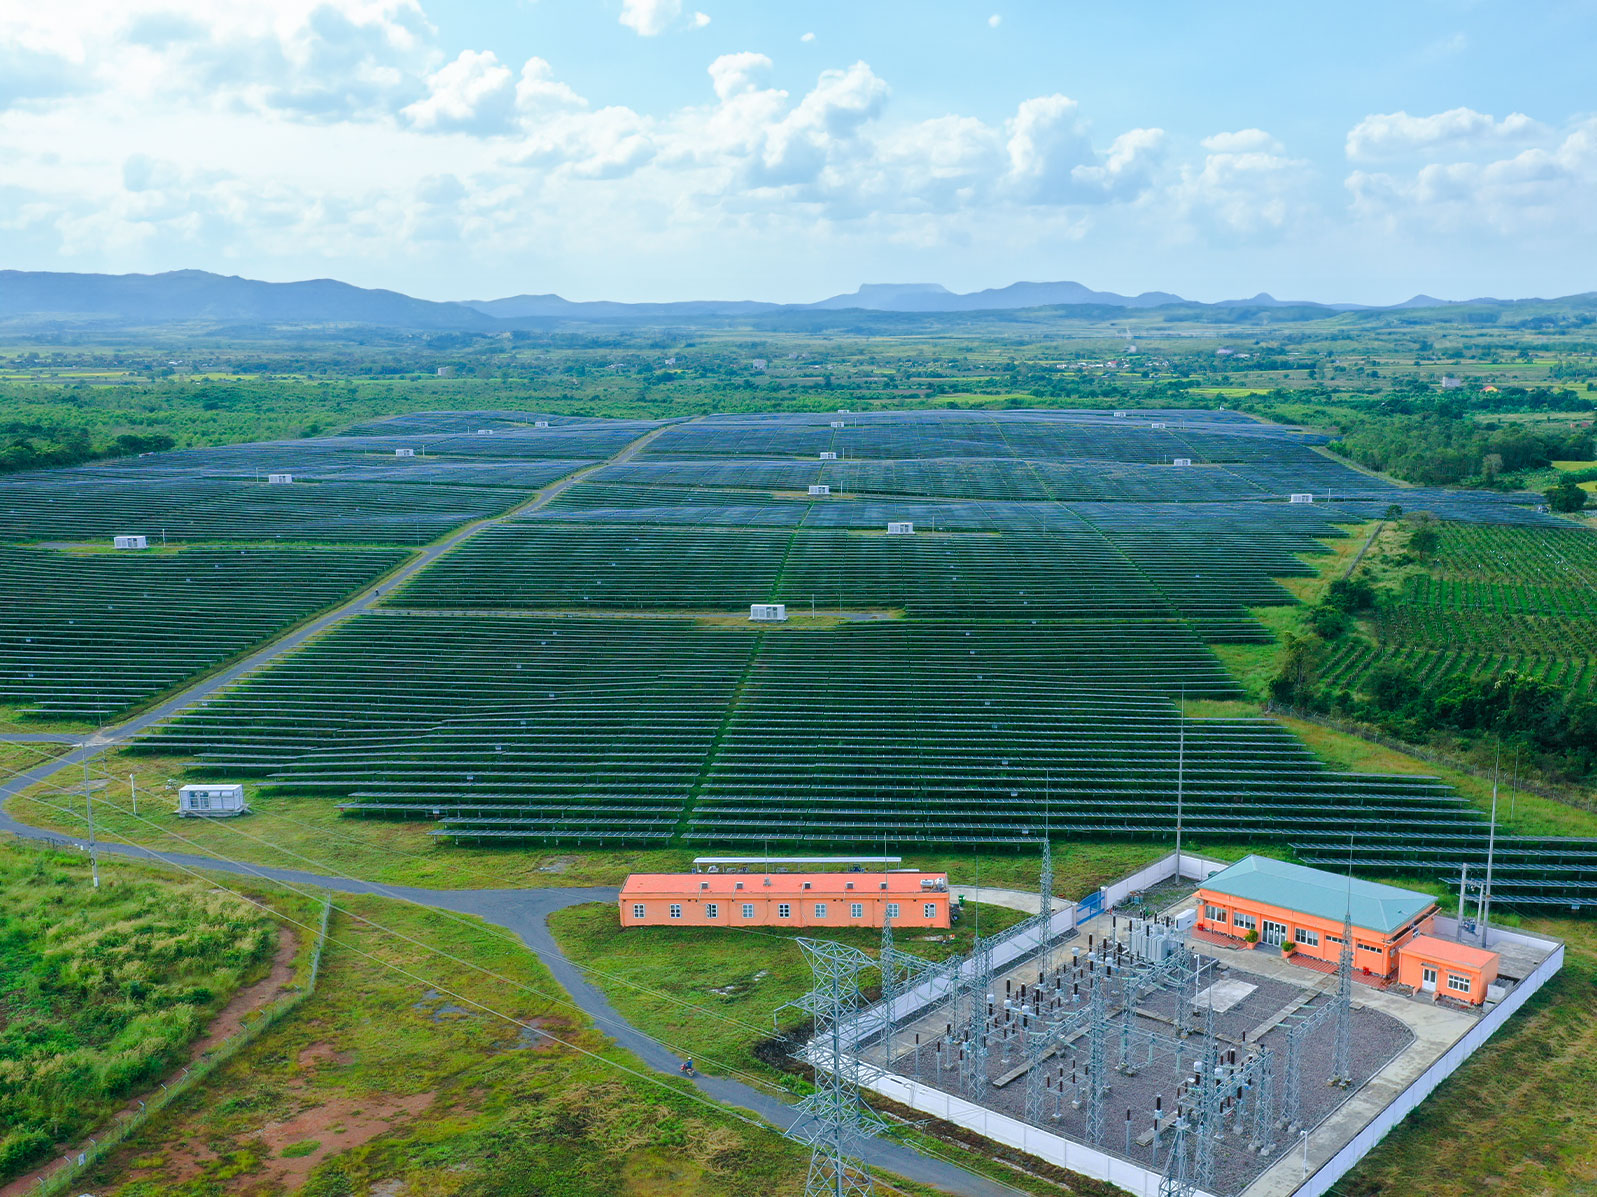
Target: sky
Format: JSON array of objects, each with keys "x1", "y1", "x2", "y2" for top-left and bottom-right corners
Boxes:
[{"x1": 2, "y1": 0, "x2": 1595, "y2": 305}]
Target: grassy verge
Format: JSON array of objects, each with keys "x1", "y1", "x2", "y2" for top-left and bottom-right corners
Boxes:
[
  {"x1": 1341, "y1": 918, "x2": 1597, "y2": 1196},
  {"x1": 0, "y1": 842, "x2": 283, "y2": 1185},
  {"x1": 81, "y1": 891, "x2": 815, "y2": 1197},
  {"x1": 547, "y1": 900, "x2": 1030, "y2": 1085}
]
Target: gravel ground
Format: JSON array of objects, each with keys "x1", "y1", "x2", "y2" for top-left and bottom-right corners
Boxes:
[{"x1": 873, "y1": 941, "x2": 1415, "y2": 1196}]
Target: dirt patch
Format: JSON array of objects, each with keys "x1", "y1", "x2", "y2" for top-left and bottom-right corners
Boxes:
[
  {"x1": 257, "y1": 1091, "x2": 436, "y2": 1188},
  {"x1": 297, "y1": 1042, "x2": 356, "y2": 1072},
  {"x1": 197, "y1": 925, "x2": 301, "y2": 1051}
]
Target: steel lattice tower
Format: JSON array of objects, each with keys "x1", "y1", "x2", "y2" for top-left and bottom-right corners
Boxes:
[
  {"x1": 960, "y1": 933, "x2": 994, "y2": 1099},
  {"x1": 787, "y1": 939, "x2": 890, "y2": 1197},
  {"x1": 1159, "y1": 1110, "x2": 1195, "y2": 1197},
  {"x1": 1331, "y1": 902, "x2": 1355, "y2": 1088},
  {"x1": 1085, "y1": 969, "x2": 1109, "y2": 1144}
]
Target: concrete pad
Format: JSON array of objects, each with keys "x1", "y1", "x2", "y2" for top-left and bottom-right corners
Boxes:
[{"x1": 1193, "y1": 977, "x2": 1256, "y2": 1013}]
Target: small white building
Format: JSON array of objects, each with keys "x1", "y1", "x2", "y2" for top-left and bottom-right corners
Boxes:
[
  {"x1": 477, "y1": 428, "x2": 494, "y2": 436},
  {"x1": 837, "y1": 409, "x2": 852, "y2": 414},
  {"x1": 749, "y1": 603, "x2": 788, "y2": 622},
  {"x1": 820, "y1": 451, "x2": 838, "y2": 461},
  {"x1": 808, "y1": 485, "x2": 831, "y2": 496},
  {"x1": 178, "y1": 783, "x2": 249, "y2": 818},
  {"x1": 113, "y1": 534, "x2": 148, "y2": 550},
  {"x1": 395, "y1": 448, "x2": 416, "y2": 458},
  {"x1": 268, "y1": 473, "x2": 293, "y2": 484},
  {"x1": 1151, "y1": 422, "x2": 1167, "y2": 429},
  {"x1": 886, "y1": 521, "x2": 914, "y2": 535},
  {"x1": 830, "y1": 420, "x2": 845, "y2": 428},
  {"x1": 1172, "y1": 458, "x2": 1192, "y2": 467},
  {"x1": 1289, "y1": 493, "x2": 1315, "y2": 504},
  {"x1": 1113, "y1": 410, "x2": 1128, "y2": 417},
  {"x1": 535, "y1": 420, "x2": 551, "y2": 428}
]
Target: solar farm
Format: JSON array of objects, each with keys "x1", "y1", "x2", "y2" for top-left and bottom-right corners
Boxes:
[{"x1": 0, "y1": 404, "x2": 1564, "y2": 914}]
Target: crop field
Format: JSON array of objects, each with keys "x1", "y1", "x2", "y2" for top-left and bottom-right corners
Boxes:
[
  {"x1": 1324, "y1": 524, "x2": 1597, "y2": 696},
  {"x1": 0, "y1": 545, "x2": 408, "y2": 720}
]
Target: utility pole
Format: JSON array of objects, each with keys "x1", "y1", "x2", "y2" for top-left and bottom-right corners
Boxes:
[
  {"x1": 1174, "y1": 689, "x2": 1186, "y2": 876},
  {"x1": 130, "y1": 773, "x2": 137, "y2": 817},
  {"x1": 1481, "y1": 761, "x2": 1500, "y2": 951},
  {"x1": 83, "y1": 755, "x2": 99, "y2": 890}
]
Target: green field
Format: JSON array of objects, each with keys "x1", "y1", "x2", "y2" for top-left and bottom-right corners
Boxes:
[{"x1": 0, "y1": 846, "x2": 278, "y2": 1184}]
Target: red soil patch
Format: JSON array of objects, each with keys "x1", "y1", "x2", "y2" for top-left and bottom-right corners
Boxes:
[{"x1": 256, "y1": 1091, "x2": 437, "y2": 1188}]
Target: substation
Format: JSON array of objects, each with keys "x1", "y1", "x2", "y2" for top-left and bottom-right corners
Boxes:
[{"x1": 786, "y1": 850, "x2": 1564, "y2": 1197}]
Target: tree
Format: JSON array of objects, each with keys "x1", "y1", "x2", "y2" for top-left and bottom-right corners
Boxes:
[{"x1": 1546, "y1": 479, "x2": 1589, "y2": 513}]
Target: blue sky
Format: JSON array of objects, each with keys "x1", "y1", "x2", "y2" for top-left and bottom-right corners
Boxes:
[{"x1": 2, "y1": 1, "x2": 1594, "y2": 303}]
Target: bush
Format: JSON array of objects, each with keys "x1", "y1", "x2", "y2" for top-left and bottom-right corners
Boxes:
[
  {"x1": 1244, "y1": 929, "x2": 1259, "y2": 944},
  {"x1": 1546, "y1": 479, "x2": 1589, "y2": 513}
]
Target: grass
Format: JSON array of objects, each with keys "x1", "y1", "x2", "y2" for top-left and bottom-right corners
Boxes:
[
  {"x1": 0, "y1": 842, "x2": 278, "y2": 1184},
  {"x1": 82, "y1": 891, "x2": 817, "y2": 1197},
  {"x1": 1341, "y1": 918, "x2": 1597, "y2": 1196},
  {"x1": 547, "y1": 899, "x2": 1031, "y2": 1086}
]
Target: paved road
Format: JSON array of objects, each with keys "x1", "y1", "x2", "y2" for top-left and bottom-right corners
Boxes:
[
  {"x1": 0, "y1": 820, "x2": 1026, "y2": 1197},
  {"x1": 0, "y1": 416, "x2": 1027, "y2": 1197},
  {"x1": 0, "y1": 422, "x2": 677, "y2": 812}
]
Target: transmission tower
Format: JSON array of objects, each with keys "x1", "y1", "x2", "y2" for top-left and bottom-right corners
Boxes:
[
  {"x1": 1084, "y1": 968, "x2": 1109, "y2": 1144},
  {"x1": 879, "y1": 913, "x2": 898, "y2": 1069},
  {"x1": 1330, "y1": 904, "x2": 1354, "y2": 1088},
  {"x1": 1159, "y1": 1108, "x2": 1194, "y2": 1197},
  {"x1": 1037, "y1": 835, "x2": 1055, "y2": 972},
  {"x1": 787, "y1": 939, "x2": 890, "y2": 1197},
  {"x1": 960, "y1": 932, "x2": 995, "y2": 1099}
]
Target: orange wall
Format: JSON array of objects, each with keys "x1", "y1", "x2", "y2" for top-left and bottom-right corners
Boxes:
[
  {"x1": 1195, "y1": 888, "x2": 1437, "y2": 978},
  {"x1": 620, "y1": 892, "x2": 950, "y2": 929},
  {"x1": 1395, "y1": 947, "x2": 1497, "y2": 1004}
]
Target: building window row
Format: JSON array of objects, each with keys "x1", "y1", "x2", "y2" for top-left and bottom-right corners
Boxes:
[
  {"x1": 631, "y1": 898, "x2": 939, "y2": 922},
  {"x1": 1232, "y1": 912, "x2": 1257, "y2": 931},
  {"x1": 1295, "y1": 928, "x2": 1320, "y2": 947},
  {"x1": 1204, "y1": 905, "x2": 1227, "y2": 923},
  {"x1": 1447, "y1": 973, "x2": 1471, "y2": 994}
]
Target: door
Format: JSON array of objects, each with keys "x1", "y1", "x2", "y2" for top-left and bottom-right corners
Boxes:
[
  {"x1": 1263, "y1": 920, "x2": 1288, "y2": 947},
  {"x1": 1421, "y1": 966, "x2": 1437, "y2": 993}
]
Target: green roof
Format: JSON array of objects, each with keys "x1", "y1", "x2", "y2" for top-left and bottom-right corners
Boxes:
[{"x1": 1199, "y1": 855, "x2": 1434, "y2": 936}]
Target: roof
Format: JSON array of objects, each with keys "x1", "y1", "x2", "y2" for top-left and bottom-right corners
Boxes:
[
  {"x1": 1402, "y1": 934, "x2": 1498, "y2": 970},
  {"x1": 1198, "y1": 855, "x2": 1435, "y2": 936},
  {"x1": 692, "y1": 856, "x2": 902, "y2": 867},
  {"x1": 621, "y1": 871, "x2": 949, "y2": 899}
]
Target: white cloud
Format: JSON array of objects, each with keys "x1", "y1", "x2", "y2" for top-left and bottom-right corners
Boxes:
[
  {"x1": 1347, "y1": 118, "x2": 1597, "y2": 237},
  {"x1": 515, "y1": 57, "x2": 587, "y2": 116},
  {"x1": 708, "y1": 51, "x2": 772, "y2": 102},
  {"x1": 403, "y1": 50, "x2": 515, "y2": 133},
  {"x1": 1201, "y1": 128, "x2": 1280, "y2": 154},
  {"x1": 692, "y1": 11, "x2": 710, "y2": 28},
  {"x1": 1346, "y1": 107, "x2": 1544, "y2": 160},
  {"x1": 619, "y1": 0, "x2": 681, "y2": 36},
  {"x1": 988, "y1": 14, "x2": 1002, "y2": 27},
  {"x1": 1004, "y1": 95, "x2": 1159, "y2": 203},
  {"x1": 800, "y1": 31, "x2": 815, "y2": 43},
  {"x1": 1174, "y1": 132, "x2": 1311, "y2": 238}
]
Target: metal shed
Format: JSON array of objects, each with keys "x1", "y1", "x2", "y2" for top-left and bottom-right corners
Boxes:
[{"x1": 178, "y1": 783, "x2": 249, "y2": 818}]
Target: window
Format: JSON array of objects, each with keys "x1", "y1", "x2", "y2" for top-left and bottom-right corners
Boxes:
[
  {"x1": 778, "y1": 903, "x2": 791, "y2": 918},
  {"x1": 1296, "y1": 928, "x2": 1320, "y2": 947},
  {"x1": 1447, "y1": 973, "x2": 1471, "y2": 994},
  {"x1": 1233, "y1": 912, "x2": 1256, "y2": 931},
  {"x1": 814, "y1": 903, "x2": 828, "y2": 918},
  {"x1": 669, "y1": 904, "x2": 682, "y2": 919},
  {"x1": 886, "y1": 902, "x2": 900, "y2": 919},
  {"x1": 1204, "y1": 905, "x2": 1227, "y2": 923},
  {"x1": 850, "y1": 903, "x2": 864, "y2": 918},
  {"x1": 705, "y1": 903, "x2": 719, "y2": 918},
  {"x1": 742, "y1": 903, "x2": 755, "y2": 918},
  {"x1": 923, "y1": 903, "x2": 937, "y2": 919},
  {"x1": 735, "y1": 882, "x2": 744, "y2": 890},
  {"x1": 632, "y1": 904, "x2": 646, "y2": 919},
  {"x1": 1327, "y1": 934, "x2": 1344, "y2": 945},
  {"x1": 803, "y1": 882, "x2": 812, "y2": 890},
  {"x1": 1358, "y1": 943, "x2": 1383, "y2": 956}
]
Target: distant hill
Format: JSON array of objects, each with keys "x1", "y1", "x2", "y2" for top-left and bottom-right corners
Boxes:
[
  {"x1": 809, "y1": 280, "x2": 1185, "y2": 311},
  {"x1": 2, "y1": 269, "x2": 1593, "y2": 332},
  {"x1": 0, "y1": 269, "x2": 490, "y2": 329}
]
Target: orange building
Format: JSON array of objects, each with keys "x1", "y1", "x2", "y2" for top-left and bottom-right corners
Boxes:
[
  {"x1": 1194, "y1": 856, "x2": 1498, "y2": 1004},
  {"x1": 619, "y1": 871, "x2": 952, "y2": 930},
  {"x1": 1396, "y1": 935, "x2": 1499, "y2": 1004}
]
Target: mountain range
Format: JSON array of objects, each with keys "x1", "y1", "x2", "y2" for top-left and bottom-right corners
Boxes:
[{"x1": 0, "y1": 268, "x2": 1585, "y2": 331}]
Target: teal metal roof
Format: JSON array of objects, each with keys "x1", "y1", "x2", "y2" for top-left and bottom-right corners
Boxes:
[{"x1": 1199, "y1": 855, "x2": 1434, "y2": 936}]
